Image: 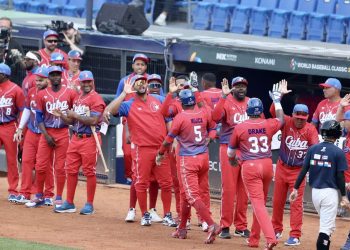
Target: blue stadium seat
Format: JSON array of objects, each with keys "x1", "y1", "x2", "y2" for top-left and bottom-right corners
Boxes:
[
  {"x1": 287, "y1": 0, "x2": 318, "y2": 40},
  {"x1": 210, "y1": 0, "x2": 239, "y2": 32},
  {"x1": 327, "y1": 0, "x2": 350, "y2": 44},
  {"x1": 0, "y1": 0, "x2": 8, "y2": 9},
  {"x1": 46, "y1": 0, "x2": 67, "y2": 15},
  {"x1": 230, "y1": 0, "x2": 260, "y2": 34},
  {"x1": 249, "y1": 0, "x2": 280, "y2": 36},
  {"x1": 192, "y1": 0, "x2": 218, "y2": 30},
  {"x1": 62, "y1": 0, "x2": 85, "y2": 17},
  {"x1": 268, "y1": 0, "x2": 298, "y2": 38},
  {"x1": 27, "y1": 0, "x2": 49, "y2": 14},
  {"x1": 306, "y1": 0, "x2": 337, "y2": 41},
  {"x1": 12, "y1": 0, "x2": 28, "y2": 11}
]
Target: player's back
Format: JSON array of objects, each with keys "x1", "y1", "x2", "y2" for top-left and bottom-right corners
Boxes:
[
  {"x1": 234, "y1": 118, "x2": 281, "y2": 160},
  {"x1": 202, "y1": 87, "x2": 221, "y2": 109},
  {"x1": 174, "y1": 107, "x2": 211, "y2": 156}
]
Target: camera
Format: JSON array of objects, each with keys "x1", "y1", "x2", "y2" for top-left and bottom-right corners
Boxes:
[
  {"x1": 46, "y1": 20, "x2": 74, "y2": 43},
  {"x1": 0, "y1": 27, "x2": 9, "y2": 40}
]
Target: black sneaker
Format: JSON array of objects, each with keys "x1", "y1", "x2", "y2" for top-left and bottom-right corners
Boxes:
[
  {"x1": 234, "y1": 229, "x2": 250, "y2": 238},
  {"x1": 219, "y1": 227, "x2": 231, "y2": 239}
]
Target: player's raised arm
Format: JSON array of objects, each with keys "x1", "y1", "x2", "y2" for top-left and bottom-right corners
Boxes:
[
  {"x1": 336, "y1": 94, "x2": 350, "y2": 122},
  {"x1": 212, "y1": 78, "x2": 230, "y2": 122},
  {"x1": 269, "y1": 81, "x2": 286, "y2": 126}
]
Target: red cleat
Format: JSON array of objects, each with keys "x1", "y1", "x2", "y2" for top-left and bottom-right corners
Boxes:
[
  {"x1": 204, "y1": 223, "x2": 221, "y2": 244},
  {"x1": 171, "y1": 228, "x2": 187, "y2": 239}
]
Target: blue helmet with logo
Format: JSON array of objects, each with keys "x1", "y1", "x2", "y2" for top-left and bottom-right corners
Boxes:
[
  {"x1": 179, "y1": 89, "x2": 196, "y2": 106},
  {"x1": 0, "y1": 63, "x2": 11, "y2": 76},
  {"x1": 246, "y1": 98, "x2": 263, "y2": 116}
]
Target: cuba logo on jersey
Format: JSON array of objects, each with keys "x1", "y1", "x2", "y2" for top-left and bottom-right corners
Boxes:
[
  {"x1": 149, "y1": 101, "x2": 160, "y2": 112},
  {"x1": 73, "y1": 104, "x2": 87, "y2": 116},
  {"x1": 46, "y1": 100, "x2": 69, "y2": 114},
  {"x1": 0, "y1": 96, "x2": 13, "y2": 108},
  {"x1": 285, "y1": 136, "x2": 308, "y2": 150},
  {"x1": 319, "y1": 112, "x2": 336, "y2": 123},
  {"x1": 233, "y1": 112, "x2": 248, "y2": 124}
]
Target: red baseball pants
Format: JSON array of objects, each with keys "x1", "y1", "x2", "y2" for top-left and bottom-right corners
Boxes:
[
  {"x1": 220, "y1": 144, "x2": 248, "y2": 230},
  {"x1": 177, "y1": 153, "x2": 215, "y2": 229},
  {"x1": 241, "y1": 158, "x2": 277, "y2": 246},
  {"x1": 35, "y1": 128, "x2": 69, "y2": 197},
  {"x1": 65, "y1": 134, "x2": 100, "y2": 204},
  {"x1": 169, "y1": 149, "x2": 180, "y2": 216},
  {"x1": 272, "y1": 160, "x2": 306, "y2": 238},
  {"x1": 131, "y1": 144, "x2": 172, "y2": 216},
  {"x1": 0, "y1": 121, "x2": 19, "y2": 194},
  {"x1": 20, "y1": 130, "x2": 54, "y2": 199}
]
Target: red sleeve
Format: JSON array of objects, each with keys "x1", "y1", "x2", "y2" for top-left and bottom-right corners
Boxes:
[
  {"x1": 267, "y1": 118, "x2": 282, "y2": 136},
  {"x1": 36, "y1": 91, "x2": 44, "y2": 112},
  {"x1": 212, "y1": 97, "x2": 226, "y2": 122},
  {"x1": 228, "y1": 126, "x2": 240, "y2": 149},
  {"x1": 91, "y1": 94, "x2": 106, "y2": 114},
  {"x1": 161, "y1": 93, "x2": 176, "y2": 117},
  {"x1": 308, "y1": 124, "x2": 320, "y2": 145},
  {"x1": 194, "y1": 91, "x2": 203, "y2": 104},
  {"x1": 206, "y1": 108, "x2": 217, "y2": 139},
  {"x1": 70, "y1": 89, "x2": 78, "y2": 108},
  {"x1": 16, "y1": 87, "x2": 25, "y2": 110},
  {"x1": 159, "y1": 116, "x2": 181, "y2": 154}
]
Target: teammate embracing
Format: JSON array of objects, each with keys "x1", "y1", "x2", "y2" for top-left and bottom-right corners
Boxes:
[
  {"x1": 290, "y1": 120, "x2": 350, "y2": 250},
  {"x1": 269, "y1": 80, "x2": 319, "y2": 246}
]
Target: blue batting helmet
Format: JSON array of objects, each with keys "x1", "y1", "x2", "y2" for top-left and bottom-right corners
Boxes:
[
  {"x1": 179, "y1": 89, "x2": 196, "y2": 106},
  {"x1": 50, "y1": 52, "x2": 65, "y2": 63},
  {"x1": 246, "y1": 98, "x2": 263, "y2": 116},
  {"x1": 0, "y1": 63, "x2": 11, "y2": 76}
]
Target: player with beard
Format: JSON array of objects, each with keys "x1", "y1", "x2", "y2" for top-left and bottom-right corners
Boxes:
[
  {"x1": 104, "y1": 75, "x2": 176, "y2": 227},
  {"x1": 21, "y1": 51, "x2": 41, "y2": 97},
  {"x1": 38, "y1": 30, "x2": 68, "y2": 67},
  {"x1": 212, "y1": 77, "x2": 250, "y2": 239}
]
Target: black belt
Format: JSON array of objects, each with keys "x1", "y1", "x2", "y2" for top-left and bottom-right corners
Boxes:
[{"x1": 73, "y1": 132, "x2": 93, "y2": 138}]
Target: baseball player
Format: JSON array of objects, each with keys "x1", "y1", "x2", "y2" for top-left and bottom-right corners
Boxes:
[
  {"x1": 269, "y1": 80, "x2": 319, "y2": 246},
  {"x1": 25, "y1": 65, "x2": 76, "y2": 208},
  {"x1": 155, "y1": 89, "x2": 220, "y2": 244},
  {"x1": 200, "y1": 73, "x2": 221, "y2": 109},
  {"x1": 0, "y1": 63, "x2": 24, "y2": 202},
  {"x1": 14, "y1": 66, "x2": 55, "y2": 204},
  {"x1": 228, "y1": 84, "x2": 285, "y2": 250},
  {"x1": 63, "y1": 50, "x2": 82, "y2": 92},
  {"x1": 212, "y1": 77, "x2": 250, "y2": 239},
  {"x1": 38, "y1": 30, "x2": 68, "y2": 67},
  {"x1": 289, "y1": 120, "x2": 350, "y2": 250},
  {"x1": 21, "y1": 51, "x2": 41, "y2": 97},
  {"x1": 53, "y1": 71, "x2": 105, "y2": 215},
  {"x1": 312, "y1": 78, "x2": 342, "y2": 131},
  {"x1": 147, "y1": 74, "x2": 162, "y2": 95},
  {"x1": 105, "y1": 74, "x2": 176, "y2": 227}
]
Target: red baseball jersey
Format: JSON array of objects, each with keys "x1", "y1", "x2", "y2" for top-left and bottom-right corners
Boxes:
[
  {"x1": 38, "y1": 48, "x2": 68, "y2": 67},
  {"x1": 279, "y1": 116, "x2": 319, "y2": 166},
  {"x1": 212, "y1": 95, "x2": 250, "y2": 144},
  {"x1": 22, "y1": 70, "x2": 37, "y2": 97},
  {"x1": 36, "y1": 86, "x2": 76, "y2": 128},
  {"x1": 161, "y1": 91, "x2": 203, "y2": 118},
  {"x1": 117, "y1": 94, "x2": 167, "y2": 146},
  {"x1": 343, "y1": 133, "x2": 350, "y2": 183},
  {"x1": 26, "y1": 87, "x2": 42, "y2": 134},
  {"x1": 312, "y1": 99, "x2": 340, "y2": 130},
  {"x1": 72, "y1": 90, "x2": 106, "y2": 133},
  {"x1": 166, "y1": 106, "x2": 216, "y2": 156},
  {"x1": 229, "y1": 118, "x2": 282, "y2": 160},
  {"x1": 0, "y1": 80, "x2": 24, "y2": 123},
  {"x1": 201, "y1": 87, "x2": 221, "y2": 109},
  {"x1": 63, "y1": 70, "x2": 80, "y2": 90}
]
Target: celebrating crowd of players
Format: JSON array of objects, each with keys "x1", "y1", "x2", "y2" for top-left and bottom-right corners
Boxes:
[{"x1": 0, "y1": 29, "x2": 350, "y2": 249}]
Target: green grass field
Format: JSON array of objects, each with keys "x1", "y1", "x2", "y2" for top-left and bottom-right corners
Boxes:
[{"x1": 0, "y1": 238, "x2": 76, "y2": 250}]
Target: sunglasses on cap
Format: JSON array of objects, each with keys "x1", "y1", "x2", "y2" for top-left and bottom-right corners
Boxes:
[
  {"x1": 46, "y1": 39, "x2": 58, "y2": 44},
  {"x1": 149, "y1": 83, "x2": 161, "y2": 89}
]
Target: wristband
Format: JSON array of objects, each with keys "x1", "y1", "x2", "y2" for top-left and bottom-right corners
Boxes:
[
  {"x1": 274, "y1": 102, "x2": 282, "y2": 110},
  {"x1": 222, "y1": 94, "x2": 227, "y2": 99}
]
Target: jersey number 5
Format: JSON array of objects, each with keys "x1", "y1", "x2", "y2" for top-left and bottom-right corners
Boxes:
[
  {"x1": 248, "y1": 136, "x2": 268, "y2": 153},
  {"x1": 194, "y1": 125, "x2": 202, "y2": 142}
]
